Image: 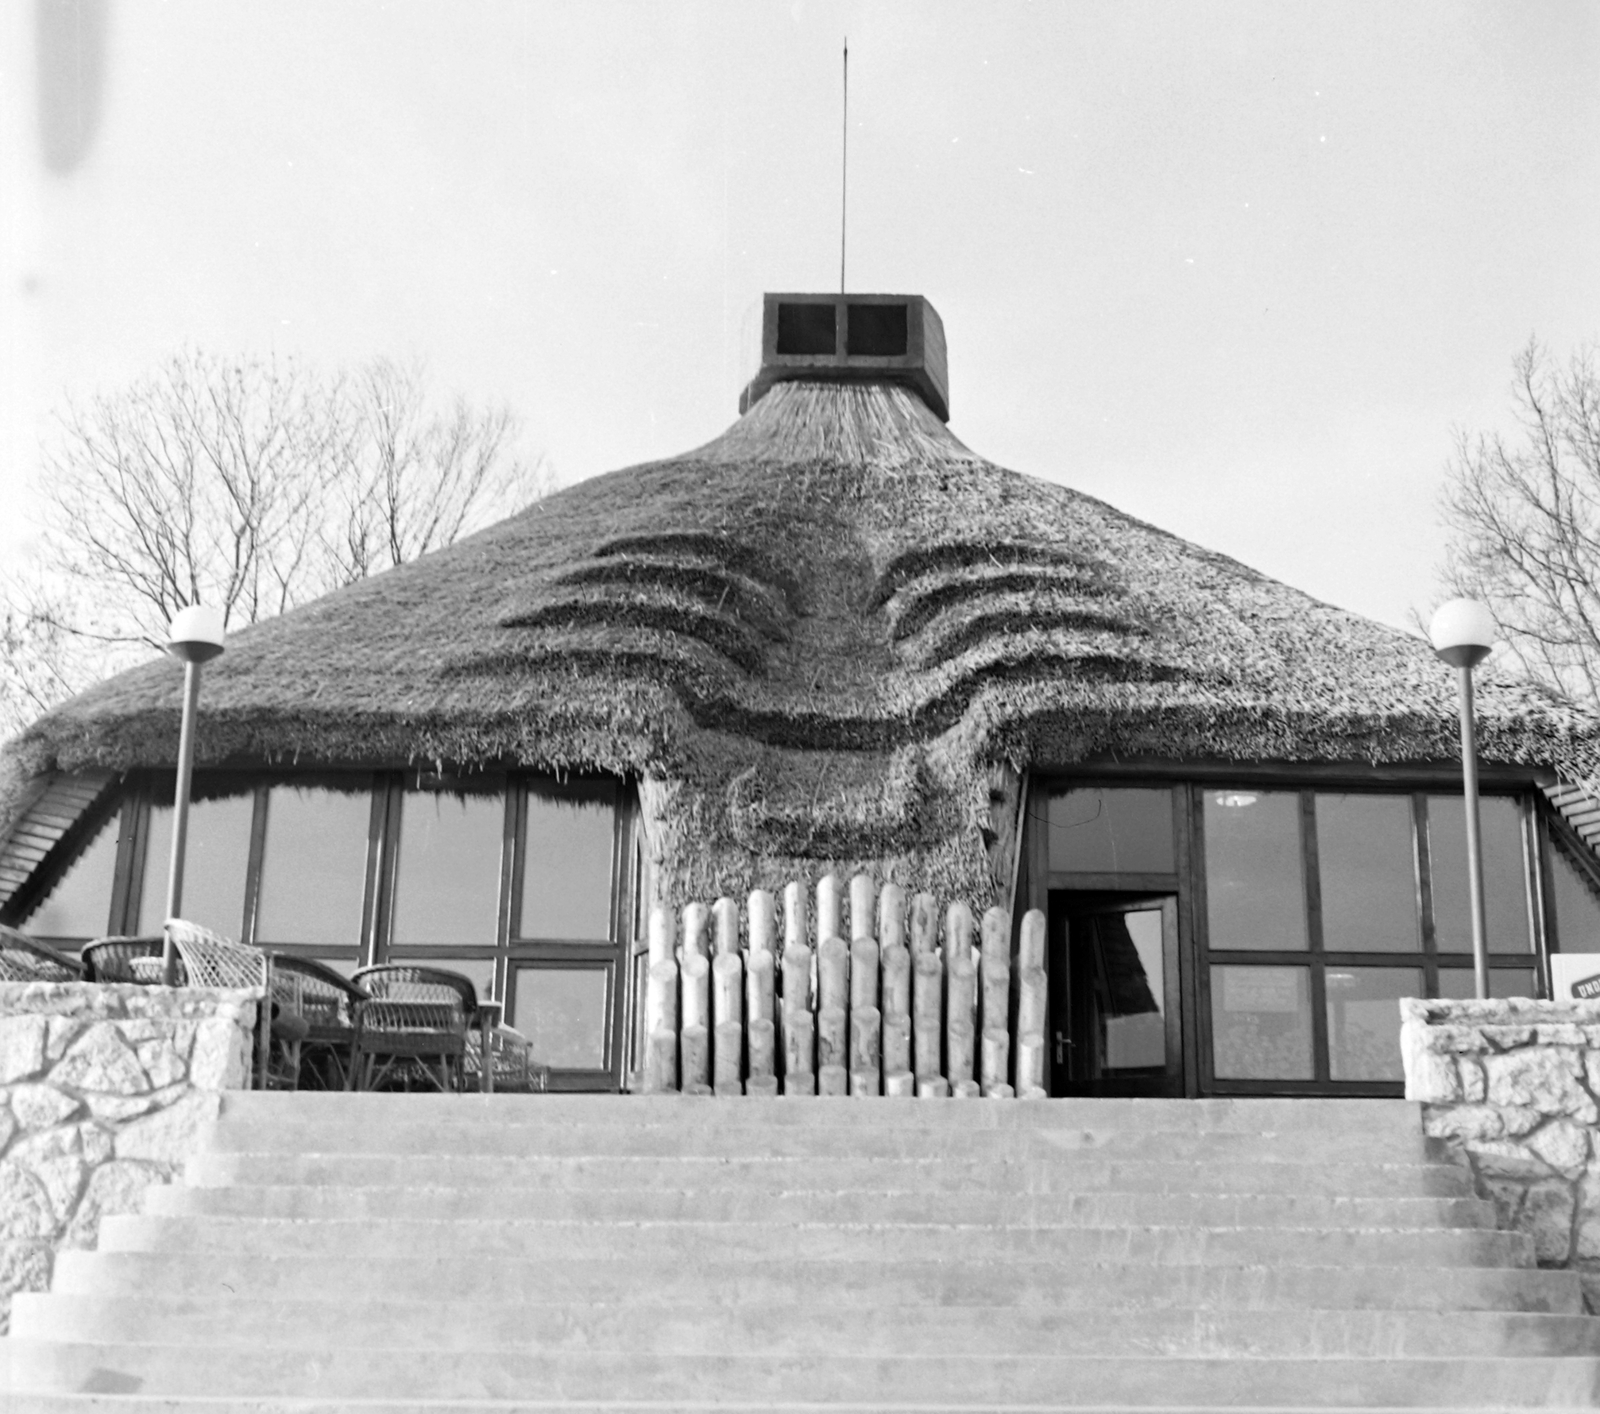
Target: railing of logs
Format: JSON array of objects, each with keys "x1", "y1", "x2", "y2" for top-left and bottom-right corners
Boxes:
[{"x1": 639, "y1": 874, "x2": 1048, "y2": 1098}]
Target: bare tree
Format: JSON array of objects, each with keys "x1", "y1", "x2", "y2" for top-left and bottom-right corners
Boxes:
[
  {"x1": 3, "y1": 350, "x2": 546, "y2": 733},
  {"x1": 1439, "y1": 339, "x2": 1600, "y2": 706}
]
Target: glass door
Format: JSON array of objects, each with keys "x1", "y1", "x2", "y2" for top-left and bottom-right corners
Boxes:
[{"x1": 1050, "y1": 893, "x2": 1182, "y2": 1097}]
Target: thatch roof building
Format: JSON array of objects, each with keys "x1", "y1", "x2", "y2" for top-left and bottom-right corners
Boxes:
[{"x1": 7, "y1": 292, "x2": 1600, "y2": 1095}]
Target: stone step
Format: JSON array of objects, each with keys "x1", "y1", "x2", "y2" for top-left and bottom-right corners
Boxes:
[
  {"x1": 50, "y1": 1250, "x2": 1583, "y2": 1312},
  {"x1": 15, "y1": 1293, "x2": 1600, "y2": 1358},
  {"x1": 10, "y1": 1342, "x2": 1600, "y2": 1406},
  {"x1": 195, "y1": 1118, "x2": 1439, "y2": 1163},
  {"x1": 143, "y1": 1181, "x2": 1497, "y2": 1230},
  {"x1": 208, "y1": 1090, "x2": 1428, "y2": 1136},
  {"x1": 93, "y1": 1213, "x2": 1532, "y2": 1266},
  {"x1": 12, "y1": 1404, "x2": 1600, "y2": 1414},
  {"x1": 182, "y1": 1149, "x2": 1477, "y2": 1197}
]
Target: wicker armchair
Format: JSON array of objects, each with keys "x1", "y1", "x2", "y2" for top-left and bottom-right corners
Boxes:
[
  {"x1": 463, "y1": 1018, "x2": 548, "y2": 1094},
  {"x1": 268, "y1": 955, "x2": 367, "y2": 1090},
  {"x1": 350, "y1": 964, "x2": 475, "y2": 1093},
  {"x1": 80, "y1": 935, "x2": 173, "y2": 984},
  {"x1": 0, "y1": 925, "x2": 85, "y2": 982}
]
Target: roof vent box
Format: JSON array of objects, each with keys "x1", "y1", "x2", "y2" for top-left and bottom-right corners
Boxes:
[{"x1": 739, "y1": 292, "x2": 949, "y2": 421}]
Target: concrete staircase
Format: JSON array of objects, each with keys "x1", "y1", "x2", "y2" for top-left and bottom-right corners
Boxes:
[{"x1": 6, "y1": 1092, "x2": 1600, "y2": 1411}]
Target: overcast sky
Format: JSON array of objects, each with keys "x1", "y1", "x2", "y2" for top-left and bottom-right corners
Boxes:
[{"x1": 3, "y1": 0, "x2": 1597, "y2": 633}]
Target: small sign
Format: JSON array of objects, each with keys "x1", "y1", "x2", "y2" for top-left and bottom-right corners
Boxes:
[
  {"x1": 1222, "y1": 968, "x2": 1302, "y2": 1014},
  {"x1": 1550, "y1": 955, "x2": 1600, "y2": 1002}
]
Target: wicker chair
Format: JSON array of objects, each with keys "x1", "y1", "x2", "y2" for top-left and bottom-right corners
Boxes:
[
  {"x1": 463, "y1": 1018, "x2": 548, "y2": 1094},
  {"x1": 0, "y1": 925, "x2": 85, "y2": 982},
  {"x1": 268, "y1": 955, "x2": 367, "y2": 1090},
  {"x1": 350, "y1": 964, "x2": 477, "y2": 1093},
  {"x1": 80, "y1": 935, "x2": 173, "y2": 984}
]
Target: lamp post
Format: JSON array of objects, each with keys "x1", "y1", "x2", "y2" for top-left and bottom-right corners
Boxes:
[
  {"x1": 161, "y1": 605, "x2": 226, "y2": 984},
  {"x1": 1428, "y1": 598, "x2": 1497, "y2": 1000}
]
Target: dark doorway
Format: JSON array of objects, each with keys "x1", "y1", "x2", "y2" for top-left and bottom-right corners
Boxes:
[{"x1": 1050, "y1": 893, "x2": 1182, "y2": 1096}]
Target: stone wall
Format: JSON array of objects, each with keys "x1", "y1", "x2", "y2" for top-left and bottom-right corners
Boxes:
[
  {"x1": 1401, "y1": 996, "x2": 1600, "y2": 1309},
  {"x1": 0, "y1": 982, "x2": 257, "y2": 1332}
]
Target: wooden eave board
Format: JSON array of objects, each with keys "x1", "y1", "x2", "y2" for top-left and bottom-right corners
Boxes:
[{"x1": 0, "y1": 769, "x2": 115, "y2": 910}]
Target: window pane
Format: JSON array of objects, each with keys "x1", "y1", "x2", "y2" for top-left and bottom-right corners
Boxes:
[
  {"x1": 1437, "y1": 967, "x2": 1539, "y2": 1000},
  {"x1": 1093, "y1": 909, "x2": 1168, "y2": 1074},
  {"x1": 392, "y1": 792, "x2": 503, "y2": 946},
  {"x1": 1203, "y1": 791, "x2": 1306, "y2": 952},
  {"x1": 256, "y1": 787, "x2": 371, "y2": 946},
  {"x1": 1326, "y1": 968, "x2": 1419, "y2": 1082},
  {"x1": 140, "y1": 794, "x2": 254, "y2": 937},
  {"x1": 512, "y1": 966, "x2": 609, "y2": 1069},
  {"x1": 520, "y1": 788, "x2": 614, "y2": 940},
  {"x1": 1551, "y1": 842, "x2": 1600, "y2": 954},
  {"x1": 23, "y1": 810, "x2": 121, "y2": 939},
  {"x1": 1049, "y1": 788, "x2": 1173, "y2": 874},
  {"x1": 1210, "y1": 965, "x2": 1313, "y2": 1080},
  {"x1": 1430, "y1": 796, "x2": 1531, "y2": 953},
  {"x1": 1316, "y1": 795, "x2": 1418, "y2": 953}
]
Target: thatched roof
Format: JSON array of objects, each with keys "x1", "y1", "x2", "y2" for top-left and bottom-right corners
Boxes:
[{"x1": 5, "y1": 379, "x2": 1598, "y2": 903}]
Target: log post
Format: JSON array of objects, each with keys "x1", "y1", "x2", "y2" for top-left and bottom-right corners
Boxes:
[
  {"x1": 878, "y1": 883, "x2": 906, "y2": 953},
  {"x1": 784, "y1": 1010, "x2": 816, "y2": 1095},
  {"x1": 783, "y1": 880, "x2": 808, "y2": 951},
  {"x1": 1017, "y1": 908, "x2": 1048, "y2": 1098},
  {"x1": 979, "y1": 906, "x2": 1011, "y2": 1096},
  {"x1": 746, "y1": 950, "x2": 777, "y2": 1093},
  {"x1": 945, "y1": 900, "x2": 975, "y2": 971},
  {"x1": 849, "y1": 872, "x2": 875, "y2": 948},
  {"x1": 817, "y1": 933, "x2": 850, "y2": 1095},
  {"x1": 682, "y1": 901, "x2": 710, "y2": 962},
  {"x1": 912, "y1": 951, "x2": 943, "y2": 1084},
  {"x1": 946, "y1": 957, "x2": 976, "y2": 1092},
  {"x1": 641, "y1": 905, "x2": 679, "y2": 1094},
  {"x1": 850, "y1": 1005, "x2": 881, "y2": 1096},
  {"x1": 980, "y1": 1028, "x2": 1011, "y2": 1098},
  {"x1": 712, "y1": 951, "x2": 744, "y2": 1096},
  {"x1": 850, "y1": 937, "x2": 879, "y2": 1012},
  {"x1": 746, "y1": 948, "x2": 775, "y2": 1025},
  {"x1": 781, "y1": 941, "x2": 815, "y2": 1095},
  {"x1": 649, "y1": 905, "x2": 675, "y2": 968},
  {"x1": 818, "y1": 936, "x2": 850, "y2": 1014},
  {"x1": 880, "y1": 944, "x2": 911, "y2": 1080},
  {"x1": 680, "y1": 1024, "x2": 711, "y2": 1095},
  {"x1": 816, "y1": 873, "x2": 843, "y2": 951},
  {"x1": 910, "y1": 891, "x2": 939, "y2": 957},
  {"x1": 714, "y1": 1021, "x2": 743, "y2": 1096},
  {"x1": 748, "y1": 889, "x2": 777, "y2": 956},
  {"x1": 681, "y1": 897, "x2": 712, "y2": 1094},
  {"x1": 917, "y1": 1076, "x2": 950, "y2": 1098},
  {"x1": 713, "y1": 896, "x2": 740, "y2": 956},
  {"x1": 883, "y1": 1068, "x2": 915, "y2": 1097}
]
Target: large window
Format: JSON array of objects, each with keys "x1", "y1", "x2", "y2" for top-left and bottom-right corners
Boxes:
[
  {"x1": 5, "y1": 767, "x2": 633, "y2": 1089},
  {"x1": 1200, "y1": 788, "x2": 1536, "y2": 1090}
]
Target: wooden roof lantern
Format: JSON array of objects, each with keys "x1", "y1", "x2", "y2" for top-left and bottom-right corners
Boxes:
[{"x1": 739, "y1": 292, "x2": 949, "y2": 421}]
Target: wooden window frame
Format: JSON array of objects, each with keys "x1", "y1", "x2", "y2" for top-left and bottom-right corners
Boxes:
[{"x1": 1025, "y1": 769, "x2": 1558, "y2": 1099}]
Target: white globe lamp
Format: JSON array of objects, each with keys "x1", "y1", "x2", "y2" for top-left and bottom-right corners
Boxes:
[
  {"x1": 1429, "y1": 597, "x2": 1494, "y2": 999},
  {"x1": 160, "y1": 604, "x2": 227, "y2": 983}
]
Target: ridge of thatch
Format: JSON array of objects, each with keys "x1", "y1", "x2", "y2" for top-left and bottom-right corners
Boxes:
[{"x1": 6, "y1": 377, "x2": 1600, "y2": 906}]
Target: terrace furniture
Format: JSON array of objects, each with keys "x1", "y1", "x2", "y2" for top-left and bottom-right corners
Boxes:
[
  {"x1": 80, "y1": 935, "x2": 173, "y2": 984},
  {"x1": 462, "y1": 997, "x2": 548, "y2": 1094},
  {"x1": 350, "y1": 964, "x2": 540, "y2": 1094},
  {"x1": 0, "y1": 925, "x2": 86, "y2": 982},
  {"x1": 266, "y1": 954, "x2": 367, "y2": 1091},
  {"x1": 349, "y1": 964, "x2": 472, "y2": 1093}
]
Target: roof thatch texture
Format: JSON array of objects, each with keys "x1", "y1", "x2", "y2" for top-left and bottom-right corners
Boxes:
[{"x1": 6, "y1": 380, "x2": 1598, "y2": 905}]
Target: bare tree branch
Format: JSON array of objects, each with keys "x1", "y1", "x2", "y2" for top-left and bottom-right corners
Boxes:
[
  {"x1": 2, "y1": 350, "x2": 549, "y2": 736},
  {"x1": 1440, "y1": 339, "x2": 1600, "y2": 706}
]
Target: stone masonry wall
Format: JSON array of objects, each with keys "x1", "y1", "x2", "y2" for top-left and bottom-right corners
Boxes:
[
  {"x1": 0, "y1": 982, "x2": 258, "y2": 1332},
  {"x1": 1401, "y1": 996, "x2": 1600, "y2": 1310}
]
